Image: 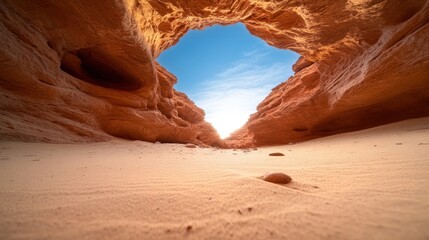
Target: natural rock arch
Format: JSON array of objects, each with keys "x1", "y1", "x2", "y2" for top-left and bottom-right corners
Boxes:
[{"x1": 0, "y1": 0, "x2": 428, "y2": 147}]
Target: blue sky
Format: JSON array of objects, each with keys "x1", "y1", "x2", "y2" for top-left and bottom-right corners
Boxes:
[{"x1": 158, "y1": 23, "x2": 299, "y2": 138}]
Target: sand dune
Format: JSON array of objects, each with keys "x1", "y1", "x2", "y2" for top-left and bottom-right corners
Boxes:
[{"x1": 1, "y1": 117, "x2": 429, "y2": 239}]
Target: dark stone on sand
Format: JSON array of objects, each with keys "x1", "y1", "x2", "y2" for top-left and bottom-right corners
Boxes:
[
  {"x1": 269, "y1": 152, "x2": 285, "y2": 156},
  {"x1": 263, "y1": 172, "x2": 292, "y2": 184}
]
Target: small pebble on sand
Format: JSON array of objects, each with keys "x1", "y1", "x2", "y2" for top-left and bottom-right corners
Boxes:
[
  {"x1": 263, "y1": 172, "x2": 292, "y2": 184},
  {"x1": 269, "y1": 152, "x2": 285, "y2": 156},
  {"x1": 185, "y1": 143, "x2": 197, "y2": 148}
]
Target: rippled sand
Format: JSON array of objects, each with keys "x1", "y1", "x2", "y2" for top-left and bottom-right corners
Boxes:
[{"x1": 1, "y1": 117, "x2": 429, "y2": 240}]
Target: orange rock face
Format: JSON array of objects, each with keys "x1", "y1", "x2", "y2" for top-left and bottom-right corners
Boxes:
[
  {"x1": 1, "y1": 0, "x2": 428, "y2": 147},
  {"x1": 0, "y1": 1, "x2": 222, "y2": 146}
]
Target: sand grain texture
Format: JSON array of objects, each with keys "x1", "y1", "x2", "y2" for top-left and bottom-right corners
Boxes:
[{"x1": 1, "y1": 118, "x2": 429, "y2": 239}]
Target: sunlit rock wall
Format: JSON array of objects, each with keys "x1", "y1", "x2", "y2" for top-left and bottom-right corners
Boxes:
[{"x1": 1, "y1": 0, "x2": 428, "y2": 147}]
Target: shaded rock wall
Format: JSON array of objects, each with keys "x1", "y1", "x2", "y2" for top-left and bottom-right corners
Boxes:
[
  {"x1": 0, "y1": 0, "x2": 428, "y2": 147},
  {"x1": 0, "y1": 1, "x2": 221, "y2": 146}
]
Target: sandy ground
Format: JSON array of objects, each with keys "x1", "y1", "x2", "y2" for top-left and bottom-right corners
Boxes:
[{"x1": 0, "y1": 118, "x2": 429, "y2": 240}]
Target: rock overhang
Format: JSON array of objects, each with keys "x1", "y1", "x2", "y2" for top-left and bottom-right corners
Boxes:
[{"x1": 0, "y1": 0, "x2": 428, "y2": 148}]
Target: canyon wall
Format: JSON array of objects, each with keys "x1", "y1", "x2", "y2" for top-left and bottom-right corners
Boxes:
[
  {"x1": 1, "y1": 0, "x2": 428, "y2": 147},
  {"x1": 0, "y1": 1, "x2": 221, "y2": 146}
]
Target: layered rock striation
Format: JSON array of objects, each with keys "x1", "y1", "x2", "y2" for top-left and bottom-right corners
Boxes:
[
  {"x1": 0, "y1": 0, "x2": 428, "y2": 147},
  {"x1": 0, "y1": 1, "x2": 221, "y2": 145}
]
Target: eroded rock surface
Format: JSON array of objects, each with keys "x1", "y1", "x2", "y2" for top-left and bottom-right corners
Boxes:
[
  {"x1": 1, "y1": 0, "x2": 428, "y2": 147},
  {"x1": 0, "y1": 1, "x2": 221, "y2": 146}
]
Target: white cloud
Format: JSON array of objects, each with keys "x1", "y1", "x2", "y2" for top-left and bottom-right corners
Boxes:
[{"x1": 191, "y1": 50, "x2": 295, "y2": 138}]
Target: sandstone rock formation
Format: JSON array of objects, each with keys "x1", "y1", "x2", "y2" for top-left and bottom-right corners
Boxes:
[
  {"x1": 1, "y1": 0, "x2": 428, "y2": 147},
  {"x1": 0, "y1": 1, "x2": 222, "y2": 146},
  {"x1": 228, "y1": 0, "x2": 429, "y2": 147}
]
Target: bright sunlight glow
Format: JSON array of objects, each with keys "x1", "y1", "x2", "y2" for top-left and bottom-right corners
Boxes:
[{"x1": 157, "y1": 23, "x2": 299, "y2": 139}]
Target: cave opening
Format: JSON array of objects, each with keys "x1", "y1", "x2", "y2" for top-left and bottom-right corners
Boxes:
[{"x1": 157, "y1": 23, "x2": 299, "y2": 139}]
